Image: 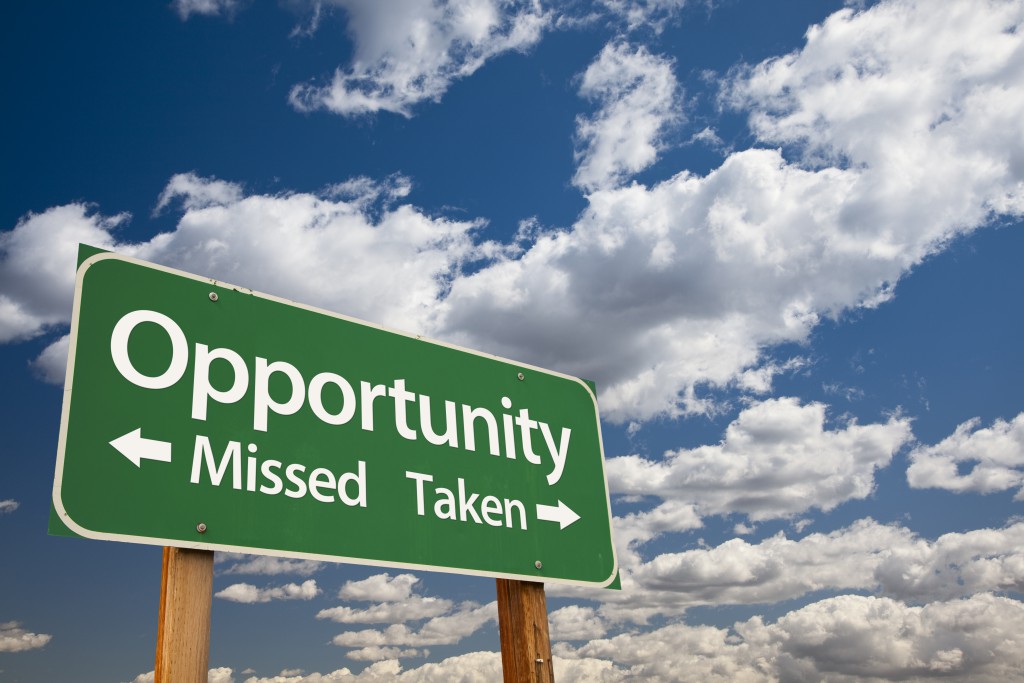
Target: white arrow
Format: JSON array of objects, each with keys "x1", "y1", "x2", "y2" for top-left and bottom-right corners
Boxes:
[
  {"x1": 536, "y1": 501, "x2": 581, "y2": 530},
  {"x1": 110, "y1": 428, "x2": 172, "y2": 468}
]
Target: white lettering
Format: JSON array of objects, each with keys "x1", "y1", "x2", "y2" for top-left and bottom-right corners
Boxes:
[
  {"x1": 481, "y1": 495, "x2": 503, "y2": 527},
  {"x1": 284, "y1": 463, "x2": 307, "y2": 498},
  {"x1": 308, "y1": 467, "x2": 336, "y2": 503},
  {"x1": 420, "y1": 395, "x2": 458, "y2": 447},
  {"x1": 406, "y1": 471, "x2": 433, "y2": 516},
  {"x1": 190, "y1": 435, "x2": 241, "y2": 488},
  {"x1": 462, "y1": 405, "x2": 499, "y2": 456},
  {"x1": 192, "y1": 344, "x2": 248, "y2": 422},
  {"x1": 110, "y1": 310, "x2": 188, "y2": 389},
  {"x1": 259, "y1": 459, "x2": 283, "y2": 495},
  {"x1": 254, "y1": 358, "x2": 305, "y2": 432},
  {"x1": 541, "y1": 423, "x2": 572, "y2": 486},
  {"x1": 360, "y1": 381, "x2": 387, "y2": 431},
  {"x1": 388, "y1": 379, "x2": 418, "y2": 441},
  {"x1": 309, "y1": 372, "x2": 356, "y2": 425},
  {"x1": 516, "y1": 408, "x2": 542, "y2": 465},
  {"x1": 338, "y1": 461, "x2": 367, "y2": 507}
]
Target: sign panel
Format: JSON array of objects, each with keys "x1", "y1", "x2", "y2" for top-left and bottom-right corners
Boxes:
[{"x1": 52, "y1": 250, "x2": 617, "y2": 587}]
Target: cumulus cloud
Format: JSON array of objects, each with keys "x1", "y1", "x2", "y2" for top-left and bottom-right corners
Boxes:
[
  {"x1": 558, "y1": 593, "x2": 1024, "y2": 682},
  {"x1": 0, "y1": 499, "x2": 19, "y2": 514},
  {"x1": 345, "y1": 647, "x2": 427, "y2": 662},
  {"x1": 338, "y1": 573, "x2": 420, "y2": 602},
  {"x1": 0, "y1": 621, "x2": 52, "y2": 652},
  {"x1": 437, "y1": 0, "x2": 1024, "y2": 422},
  {"x1": 320, "y1": 573, "x2": 494, "y2": 661},
  {"x1": 124, "y1": 669, "x2": 234, "y2": 683},
  {"x1": 214, "y1": 579, "x2": 320, "y2": 603},
  {"x1": 289, "y1": 0, "x2": 548, "y2": 117},
  {"x1": 6, "y1": 1, "x2": 1024, "y2": 424},
  {"x1": 0, "y1": 204, "x2": 122, "y2": 344},
  {"x1": 608, "y1": 398, "x2": 913, "y2": 522},
  {"x1": 598, "y1": 0, "x2": 688, "y2": 33},
  {"x1": 573, "y1": 42, "x2": 681, "y2": 192},
  {"x1": 331, "y1": 601, "x2": 496, "y2": 650},
  {"x1": 554, "y1": 519, "x2": 1024, "y2": 625},
  {"x1": 171, "y1": 0, "x2": 240, "y2": 21},
  {"x1": 218, "y1": 555, "x2": 325, "y2": 576},
  {"x1": 29, "y1": 334, "x2": 69, "y2": 384},
  {"x1": 154, "y1": 173, "x2": 243, "y2": 213},
  {"x1": 0, "y1": 174, "x2": 490, "y2": 383},
  {"x1": 318, "y1": 596, "x2": 453, "y2": 625},
  {"x1": 549, "y1": 605, "x2": 607, "y2": 641},
  {"x1": 908, "y1": 412, "x2": 1024, "y2": 497},
  {"x1": 231, "y1": 653, "x2": 501, "y2": 682}
]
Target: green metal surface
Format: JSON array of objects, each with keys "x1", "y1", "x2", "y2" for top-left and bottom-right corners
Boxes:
[{"x1": 52, "y1": 250, "x2": 617, "y2": 587}]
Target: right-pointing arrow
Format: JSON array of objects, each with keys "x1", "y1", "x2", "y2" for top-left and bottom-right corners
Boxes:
[
  {"x1": 536, "y1": 500, "x2": 581, "y2": 530},
  {"x1": 110, "y1": 428, "x2": 172, "y2": 468}
]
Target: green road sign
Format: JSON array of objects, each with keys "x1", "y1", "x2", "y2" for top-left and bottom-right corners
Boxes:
[{"x1": 52, "y1": 250, "x2": 617, "y2": 587}]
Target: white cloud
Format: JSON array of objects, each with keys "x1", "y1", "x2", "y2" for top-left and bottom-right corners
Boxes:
[
  {"x1": 573, "y1": 42, "x2": 681, "y2": 192},
  {"x1": 155, "y1": 172, "x2": 243, "y2": 213},
  {"x1": 726, "y1": 0, "x2": 1024, "y2": 221},
  {"x1": 209, "y1": 669, "x2": 236, "y2": 683},
  {"x1": 219, "y1": 555, "x2": 325, "y2": 576},
  {"x1": 232, "y1": 653, "x2": 627, "y2": 683},
  {"x1": 171, "y1": 0, "x2": 240, "y2": 21},
  {"x1": 554, "y1": 519, "x2": 1024, "y2": 626},
  {"x1": 338, "y1": 573, "x2": 420, "y2": 602},
  {"x1": 214, "y1": 579, "x2": 320, "y2": 603},
  {"x1": 759, "y1": 593, "x2": 1024, "y2": 682},
  {"x1": 549, "y1": 605, "x2": 607, "y2": 641},
  {"x1": 908, "y1": 412, "x2": 1024, "y2": 497},
  {"x1": 0, "y1": 175, "x2": 489, "y2": 383},
  {"x1": 557, "y1": 593, "x2": 1024, "y2": 683},
  {"x1": 7, "y1": 1, "x2": 1024, "y2": 425},
  {"x1": 0, "y1": 204, "x2": 122, "y2": 344},
  {"x1": 608, "y1": 398, "x2": 912, "y2": 522},
  {"x1": 437, "y1": 0, "x2": 1024, "y2": 422},
  {"x1": 331, "y1": 601, "x2": 496, "y2": 651},
  {"x1": 29, "y1": 334, "x2": 69, "y2": 385},
  {"x1": 125, "y1": 670, "x2": 233, "y2": 683},
  {"x1": 289, "y1": 0, "x2": 548, "y2": 117},
  {"x1": 237, "y1": 653, "x2": 501, "y2": 682},
  {"x1": 318, "y1": 596, "x2": 453, "y2": 624},
  {"x1": 319, "y1": 573, "x2": 461, "y2": 651},
  {"x1": 0, "y1": 499, "x2": 19, "y2": 514},
  {"x1": 0, "y1": 621, "x2": 52, "y2": 652},
  {"x1": 598, "y1": 0, "x2": 688, "y2": 33},
  {"x1": 345, "y1": 647, "x2": 426, "y2": 662}
]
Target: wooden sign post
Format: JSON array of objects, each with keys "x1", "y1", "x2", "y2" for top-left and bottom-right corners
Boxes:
[
  {"x1": 497, "y1": 579, "x2": 555, "y2": 683},
  {"x1": 154, "y1": 547, "x2": 214, "y2": 683}
]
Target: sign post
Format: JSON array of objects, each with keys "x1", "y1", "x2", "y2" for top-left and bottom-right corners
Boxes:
[
  {"x1": 154, "y1": 548, "x2": 213, "y2": 683},
  {"x1": 497, "y1": 579, "x2": 554, "y2": 683}
]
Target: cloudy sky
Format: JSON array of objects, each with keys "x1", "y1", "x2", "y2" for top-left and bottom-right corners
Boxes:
[{"x1": 3, "y1": 0, "x2": 1024, "y2": 681}]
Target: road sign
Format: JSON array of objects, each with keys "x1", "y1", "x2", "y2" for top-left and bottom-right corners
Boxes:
[{"x1": 52, "y1": 249, "x2": 617, "y2": 587}]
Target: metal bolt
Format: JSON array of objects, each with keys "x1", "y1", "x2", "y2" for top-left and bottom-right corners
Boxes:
[
  {"x1": 208, "y1": 292, "x2": 219, "y2": 302},
  {"x1": 534, "y1": 560, "x2": 542, "y2": 569},
  {"x1": 196, "y1": 522, "x2": 207, "y2": 533},
  {"x1": 517, "y1": 372, "x2": 525, "y2": 381},
  {"x1": 536, "y1": 658, "x2": 545, "y2": 664}
]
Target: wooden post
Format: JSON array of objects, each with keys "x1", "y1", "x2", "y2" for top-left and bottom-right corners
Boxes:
[
  {"x1": 155, "y1": 547, "x2": 214, "y2": 683},
  {"x1": 496, "y1": 579, "x2": 554, "y2": 683}
]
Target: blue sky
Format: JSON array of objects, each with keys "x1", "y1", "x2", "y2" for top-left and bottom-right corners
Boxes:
[{"x1": 3, "y1": 0, "x2": 1024, "y2": 681}]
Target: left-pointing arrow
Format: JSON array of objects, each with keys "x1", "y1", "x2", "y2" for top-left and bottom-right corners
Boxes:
[{"x1": 110, "y1": 428, "x2": 173, "y2": 468}]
